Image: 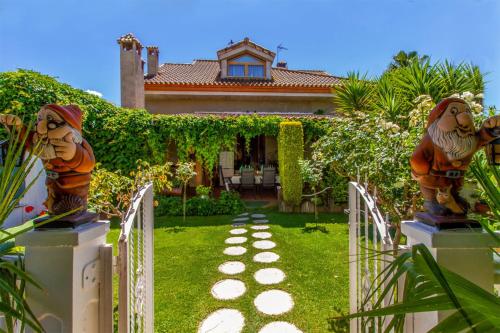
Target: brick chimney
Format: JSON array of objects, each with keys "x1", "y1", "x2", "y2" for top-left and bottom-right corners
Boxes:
[
  {"x1": 147, "y1": 46, "x2": 159, "y2": 77},
  {"x1": 277, "y1": 61, "x2": 288, "y2": 69},
  {"x1": 117, "y1": 33, "x2": 145, "y2": 109}
]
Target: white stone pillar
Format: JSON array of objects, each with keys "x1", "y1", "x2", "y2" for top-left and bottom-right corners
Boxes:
[
  {"x1": 401, "y1": 220, "x2": 497, "y2": 333},
  {"x1": 16, "y1": 221, "x2": 111, "y2": 333}
]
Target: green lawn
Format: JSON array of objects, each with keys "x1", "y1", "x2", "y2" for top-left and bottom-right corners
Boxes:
[{"x1": 108, "y1": 208, "x2": 349, "y2": 333}]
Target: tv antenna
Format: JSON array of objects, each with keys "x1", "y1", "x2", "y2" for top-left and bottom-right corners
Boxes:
[{"x1": 276, "y1": 43, "x2": 288, "y2": 65}]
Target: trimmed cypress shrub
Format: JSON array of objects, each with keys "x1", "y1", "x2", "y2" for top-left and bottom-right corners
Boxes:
[{"x1": 278, "y1": 121, "x2": 304, "y2": 206}]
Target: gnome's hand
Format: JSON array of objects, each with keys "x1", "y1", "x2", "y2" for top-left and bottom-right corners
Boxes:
[
  {"x1": 51, "y1": 132, "x2": 77, "y2": 161},
  {"x1": 0, "y1": 114, "x2": 23, "y2": 129},
  {"x1": 484, "y1": 115, "x2": 500, "y2": 129}
]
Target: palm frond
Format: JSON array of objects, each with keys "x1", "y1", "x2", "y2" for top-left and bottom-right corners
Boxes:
[
  {"x1": 470, "y1": 153, "x2": 500, "y2": 219},
  {"x1": 393, "y1": 60, "x2": 443, "y2": 103},
  {"x1": 337, "y1": 244, "x2": 500, "y2": 332},
  {"x1": 333, "y1": 72, "x2": 375, "y2": 115}
]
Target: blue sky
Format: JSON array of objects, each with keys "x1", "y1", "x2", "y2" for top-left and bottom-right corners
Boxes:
[{"x1": 1, "y1": 0, "x2": 499, "y2": 107}]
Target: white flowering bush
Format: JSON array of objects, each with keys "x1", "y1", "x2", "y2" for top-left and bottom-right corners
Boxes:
[{"x1": 314, "y1": 58, "x2": 489, "y2": 231}]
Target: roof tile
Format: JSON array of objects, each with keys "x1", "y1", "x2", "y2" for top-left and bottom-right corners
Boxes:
[{"x1": 145, "y1": 60, "x2": 342, "y2": 88}]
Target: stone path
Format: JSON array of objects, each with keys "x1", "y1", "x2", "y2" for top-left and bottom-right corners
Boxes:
[{"x1": 199, "y1": 213, "x2": 302, "y2": 333}]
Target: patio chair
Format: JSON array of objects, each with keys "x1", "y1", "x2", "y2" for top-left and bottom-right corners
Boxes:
[
  {"x1": 219, "y1": 165, "x2": 238, "y2": 191},
  {"x1": 261, "y1": 167, "x2": 276, "y2": 193},
  {"x1": 240, "y1": 168, "x2": 257, "y2": 197}
]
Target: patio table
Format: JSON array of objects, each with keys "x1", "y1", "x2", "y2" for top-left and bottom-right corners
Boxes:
[{"x1": 231, "y1": 175, "x2": 280, "y2": 185}]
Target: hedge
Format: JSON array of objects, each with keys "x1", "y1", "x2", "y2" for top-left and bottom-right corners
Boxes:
[
  {"x1": 0, "y1": 70, "x2": 330, "y2": 174},
  {"x1": 154, "y1": 191, "x2": 244, "y2": 216},
  {"x1": 0, "y1": 70, "x2": 161, "y2": 172},
  {"x1": 278, "y1": 121, "x2": 304, "y2": 205}
]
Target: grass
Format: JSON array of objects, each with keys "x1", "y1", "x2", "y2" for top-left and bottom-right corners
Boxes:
[{"x1": 108, "y1": 208, "x2": 349, "y2": 333}]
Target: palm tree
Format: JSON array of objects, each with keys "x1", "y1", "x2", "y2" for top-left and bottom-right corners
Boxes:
[
  {"x1": 388, "y1": 50, "x2": 430, "y2": 71},
  {"x1": 392, "y1": 60, "x2": 443, "y2": 103},
  {"x1": 333, "y1": 72, "x2": 374, "y2": 116},
  {"x1": 373, "y1": 74, "x2": 404, "y2": 122}
]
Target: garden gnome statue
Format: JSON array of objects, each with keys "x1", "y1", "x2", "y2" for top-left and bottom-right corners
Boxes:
[
  {"x1": 0, "y1": 104, "x2": 98, "y2": 227},
  {"x1": 410, "y1": 97, "x2": 500, "y2": 228}
]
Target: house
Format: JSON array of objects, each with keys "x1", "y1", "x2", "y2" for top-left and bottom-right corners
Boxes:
[
  {"x1": 117, "y1": 33, "x2": 341, "y2": 114},
  {"x1": 117, "y1": 33, "x2": 341, "y2": 187}
]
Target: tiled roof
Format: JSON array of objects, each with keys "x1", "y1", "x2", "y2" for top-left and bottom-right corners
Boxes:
[{"x1": 144, "y1": 60, "x2": 342, "y2": 88}]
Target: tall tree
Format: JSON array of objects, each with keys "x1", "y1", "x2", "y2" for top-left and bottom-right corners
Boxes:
[{"x1": 388, "y1": 50, "x2": 430, "y2": 70}]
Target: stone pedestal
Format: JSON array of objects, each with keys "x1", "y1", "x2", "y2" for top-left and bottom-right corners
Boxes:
[
  {"x1": 401, "y1": 220, "x2": 497, "y2": 333},
  {"x1": 16, "y1": 221, "x2": 110, "y2": 333}
]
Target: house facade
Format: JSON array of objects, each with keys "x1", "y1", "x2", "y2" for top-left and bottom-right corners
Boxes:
[
  {"x1": 117, "y1": 33, "x2": 341, "y2": 115},
  {"x1": 117, "y1": 33, "x2": 341, "y2": 186}
]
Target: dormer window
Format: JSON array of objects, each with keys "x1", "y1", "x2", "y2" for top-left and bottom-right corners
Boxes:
[{"x1": 228, "y1": 54, "x2": 265, "y2": 78}]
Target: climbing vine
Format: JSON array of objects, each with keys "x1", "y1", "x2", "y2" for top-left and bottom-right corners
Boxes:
[
  {"x1": 0, "y1": 70, "x2": 332, "y2": 174},
  {"x1": 154, "y1": 114, "x2": 330, "y2": 173}
]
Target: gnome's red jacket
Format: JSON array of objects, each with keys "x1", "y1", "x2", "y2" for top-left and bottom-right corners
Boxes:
[
  {"x1": 411, "y1": 127, "x2": 494, "y2": 189},
  {"x1": 42, "y1": 139, "x2": 95, "y2": 198}
]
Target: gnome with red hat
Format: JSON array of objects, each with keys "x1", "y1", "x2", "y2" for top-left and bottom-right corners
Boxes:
[
  {"x1": 411, "y1": 97, "x2": 499, "y2": 223},
  {"x1": 1, "y1": 104, "x2": 96, "y2": 225}
]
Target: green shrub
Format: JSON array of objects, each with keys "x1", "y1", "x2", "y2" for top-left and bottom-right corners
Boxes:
[
  {"x1": 278, "y1": 121, "x2": 304, "y2": 206},
  {"x1": 89, "y1": 161, "x2": 172, "y2": 218},
  {"x1": 186, "y1": 197, "x2": 217, "y2": 216},
  {"x1": 215, "y1": 191, "x2": 245, "y2": 215},
  {"x1": 195, "y1": 185, "x2": 211, "y2": 198},
  {"x1": 154, "y1": 196, "x2": 182, "y2": 217},
  {"x1": 154, "y1": 190, "x2": 244, "y2": 217}
]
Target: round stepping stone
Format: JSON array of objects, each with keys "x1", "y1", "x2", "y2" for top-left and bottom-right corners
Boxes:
[
  {"x1": 252, "y1": 232, "x2": 272, "y2": 239},
  {"x1": 254, "y1": 290, "x2": 294, "y2": 315},
  {"x1": 230, "y1": 228, "x2": 247, "y2": 235},
  {"x1": 259, "y1": 322, "x2": 302, "y2": 333},
  {"x1": 251, "y1": 225, "x2": 270, "y2": 230},
  {"x1": 219, "y1": 261, "x2": 245, "y2": 275},
  {"x1": 233, "y1": 217, "x2": 249, "y2": 222},
  {"x1": 253, "y1": 252, "x2": 280, "y2": 263},
  {"x1": 254, "y1": 268, "x2": 285, "y2": 285},
  {"x1": 253, "y1": 240, "x2": 276, "y2": 250},
  {"x1": 211, "y1": 279, "x2": 246, "y2": 300},
  {"x1": 251, "y1": 214, "x2": 266, "y2": 218},
  {"x1": 225, "y1": 237, "x2": 247, "y2": 245},
  {"x1": 254, "y1": 219, "x2": 269, "y2": 224},
  {"x1": 232, "y1": 222, "x2": 246, "y2": 227},
  {"x1": 224, "y1": 246, "x2": 247, "y2": 256},
  {"x1": 238, "y1": 212, "x2": 249, "y2": 217},
  {"x1": 198, "y1": 308, "x2": 245, "y2": 333}
]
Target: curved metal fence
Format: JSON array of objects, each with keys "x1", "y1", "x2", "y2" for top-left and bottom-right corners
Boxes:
[
  {"x1": 118, "y1": 183, "x2": 154, "y2": 333},
  {"x1": 348, "y1": 181, "x2": 394, "y2": 332}
]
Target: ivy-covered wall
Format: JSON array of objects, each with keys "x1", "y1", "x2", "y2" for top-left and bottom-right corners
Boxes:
[
  {"x1": 278, "y1": 121, "x2": 304, "y2": 205},
  {"x1": 0, "y1": 70, "x2": 332, "y2": 174}
]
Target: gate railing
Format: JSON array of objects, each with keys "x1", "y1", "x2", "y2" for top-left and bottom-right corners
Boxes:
[
  {"x1": 348, "y1": 181, "x2": 395, "y2": 333},
  {"x1": 118, "y1": 183, "x2": 154, "y2": 333}
]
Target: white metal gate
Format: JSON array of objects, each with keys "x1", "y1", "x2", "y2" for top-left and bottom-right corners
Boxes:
[
  {"x1": 348, "y1": 181, "x2": 394, "y2": 332},
  {"x1": 118, "y1": 183, "x2": 154, "y2": 333}
]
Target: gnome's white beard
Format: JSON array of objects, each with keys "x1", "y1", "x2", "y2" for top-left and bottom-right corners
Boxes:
[
  {"x1": 37, "y1": 128, "x2": 83, "y2": 161},
  {"x1": 428, "y1": 121, "x2": 478, "y2": 161}
]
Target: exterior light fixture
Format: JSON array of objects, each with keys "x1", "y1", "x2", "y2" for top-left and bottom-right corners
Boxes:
[{"x1": 486, "y1": 135, "x2": 500, "y2": 166}]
